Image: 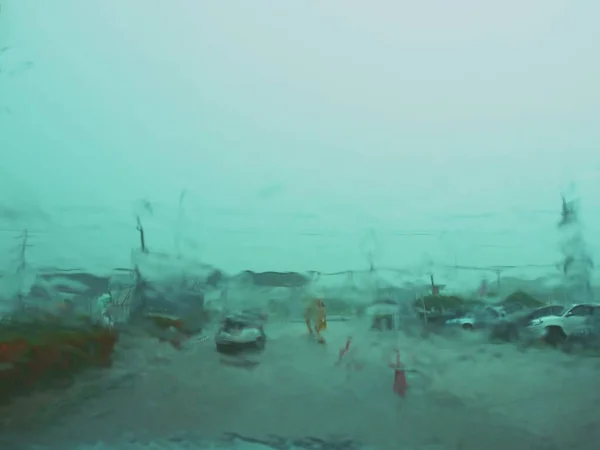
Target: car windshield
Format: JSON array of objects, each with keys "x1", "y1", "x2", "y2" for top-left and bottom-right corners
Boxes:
[
  {"x1": 547, "y1": 306, "x2": 566, "y2": 316},
  {"x1": 528, "y1": 305, "x2": 565, "y2": 320},
  {"x1": 223, "y1": 318, "x2": 248, "y2": 330}
]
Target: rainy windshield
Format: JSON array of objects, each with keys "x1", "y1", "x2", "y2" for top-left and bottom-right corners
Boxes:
[{"x1": 1, "y1": 3, "x2": 599, "y2": 450}]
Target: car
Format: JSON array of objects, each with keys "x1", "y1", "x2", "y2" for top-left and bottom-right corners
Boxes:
[
  {"x1": 522, "y1": 303, "x2": 600, "y2": 346},
  {"x1": 215, "y1": 311, "x2": 267, "y2": 354},
  {"x1": 489, "y1": 305, "x2": 566, "y2": 342},
  {"x1": 445, "y1": 306, "x2": 506, "y2": 330}
]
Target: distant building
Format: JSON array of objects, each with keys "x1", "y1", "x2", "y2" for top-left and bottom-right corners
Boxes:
[{"x1": 365, "y1": 299, "x2": 401, "y2": 331}]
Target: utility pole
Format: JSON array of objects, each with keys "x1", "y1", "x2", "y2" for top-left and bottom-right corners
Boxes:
[
  {"x1": 136, "y1": 216, "x2": 148, "y2": 254},
  {"x1": 14, "y1": 229, "x2": 32, "y2": 307},
  {"x1": 132, "y1": 216, "x2": 149, "y2": 317},
  {"x1": 558, "y1": 190, "x2": 593, "y2": 302},
  {"x1": 175, "y1": 189, "x2": 187, "y2": 258},
  {"x1": 360, "y1": 228, "x2": 379, "y2": 300},
  {"x1": 430, "y1": 273, "x2": 440, "y2": 295},
  {"x1": 16, "y1": 229, "x2": 30, "y2": 273}
]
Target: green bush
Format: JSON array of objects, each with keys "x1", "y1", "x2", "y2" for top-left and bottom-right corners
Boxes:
[{"x1": 414, "y1": 294, "x2": 466, "y2": 312}]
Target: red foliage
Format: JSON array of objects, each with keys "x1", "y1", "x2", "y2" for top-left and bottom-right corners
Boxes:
[{"x1": 0, "y1": 327, "x2": 119, "y2": 403}]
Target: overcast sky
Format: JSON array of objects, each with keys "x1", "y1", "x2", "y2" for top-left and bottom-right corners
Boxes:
[{"x1": 0, "y1": 1, "x2": 599, "y2": 280}]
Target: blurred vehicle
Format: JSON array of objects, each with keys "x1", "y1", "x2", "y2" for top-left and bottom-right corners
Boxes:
[
  {"x1": 215, "y1": 311, "x2": 267, "y2": 354},
  {"x1": 414, "y1": 308, "x2": 465, "y2": 332},
  {"x1": 367, "y1": 300, "x2": 400, "y2": 331},
  {"x1": 521, "y1": 303, "x2": 600, "y2": 346},
  {"x1": 489, "y1": 304, "x2": 566, "y2": 342},
  {"x1": 445, "y1": 306, "x2": 506, "y2": 330},
  {"x1": 561, "y1": 308, "x2": 600, "y2": 353}
]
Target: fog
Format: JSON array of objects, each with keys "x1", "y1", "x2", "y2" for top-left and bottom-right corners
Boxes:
[{"x1": 1, "y1": 1, "x2": 600, "y2": 274}]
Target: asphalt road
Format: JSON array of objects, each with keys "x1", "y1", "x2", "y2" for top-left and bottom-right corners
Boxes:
[{"x1": 3, "y1": 320, "x2": 600, "y2": 450}]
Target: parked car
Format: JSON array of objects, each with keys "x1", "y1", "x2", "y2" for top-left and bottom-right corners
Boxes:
[
  {"x1": 215, "y1": 311, "x2": 267, "y2": 354},
  {"x1": 521, "y1": 303, "x2": 600, "y2": 346},
  {"x1": 445, "y1": 306, "x2": 506, "y2": 330},
  {"x1": 489, "y1": 305, "x2": 565, "y2": 342}
]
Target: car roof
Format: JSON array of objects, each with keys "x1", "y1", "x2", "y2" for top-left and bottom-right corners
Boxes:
[{"x1": 565, "y1": 303, "x2": 600, "y2": 309}]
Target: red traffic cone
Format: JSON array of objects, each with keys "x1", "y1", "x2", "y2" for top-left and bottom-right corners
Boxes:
[{"x1": 390, "y1": 348, "x2": 407, "y2": 397}]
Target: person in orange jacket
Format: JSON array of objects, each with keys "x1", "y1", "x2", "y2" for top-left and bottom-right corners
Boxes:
[{"x1": 305, "y1": 296, "x2": 327, "y2": 343}]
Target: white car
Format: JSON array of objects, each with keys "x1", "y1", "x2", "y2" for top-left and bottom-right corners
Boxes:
[
  {"x1": 215, "y1": 312, "x2": 267, "y2": 354},
  {"x1": 524, "y1": 303, "x2": 600, "y2": 345},
  {"x1": 446, "y1": 306, "x2": 506, "y2": 330}
]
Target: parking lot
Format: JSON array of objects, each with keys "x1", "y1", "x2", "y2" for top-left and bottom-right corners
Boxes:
[{"x1": 2, "y1": 319, "x2": 599, "y2": 450}]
